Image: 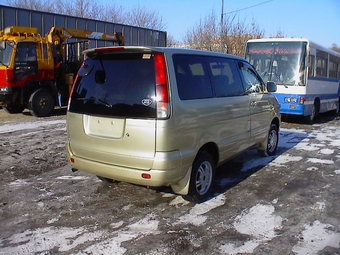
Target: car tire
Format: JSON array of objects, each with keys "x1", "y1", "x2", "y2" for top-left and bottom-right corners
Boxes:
[
  {"x1": 184, "y1": 151, "x2": 215, "y2": 203},
  {"x1": 258, "y1": 123, "x2": 279, "y2": 157}
]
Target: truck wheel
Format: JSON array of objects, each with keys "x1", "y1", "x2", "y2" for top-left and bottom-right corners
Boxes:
[
  {"x1": 184, "y1": 151, "x2": 215, "y2": 203},
  {"x1": 257, "y1": 123, "x2": 279, "y2": 157},
  {"x1": 28, "y1": 89, "x2": 55, "y2": 117},
  {"x1": 3, "y1": 104, "x2": 25, "y2": 114}
]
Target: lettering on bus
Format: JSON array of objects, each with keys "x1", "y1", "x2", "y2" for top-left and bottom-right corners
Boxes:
[{"x1": 248, "y1": 47, "x2": 302, "y2": 55}]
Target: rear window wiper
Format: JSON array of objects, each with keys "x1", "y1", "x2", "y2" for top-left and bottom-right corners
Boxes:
[
  {"x1": 76, "y1": 97, "x2": 112, "y2": 108},
  {"x1": 98, "y1": 99, "x2": 112, "y2": 108}
]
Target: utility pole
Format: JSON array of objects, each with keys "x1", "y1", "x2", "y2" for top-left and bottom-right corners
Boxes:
[{"x1": 220, "y1": 0, "x2": 224, "y2": 52}]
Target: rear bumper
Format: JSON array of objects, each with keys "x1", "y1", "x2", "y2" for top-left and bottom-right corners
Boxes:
[{"x1": 66, "y1": 142, "x2": 188, "y2": 187}]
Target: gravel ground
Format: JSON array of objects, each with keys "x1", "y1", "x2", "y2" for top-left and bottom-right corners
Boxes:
[{"x1": 0, "y1": 109, "x2": 340, "y2": 255}]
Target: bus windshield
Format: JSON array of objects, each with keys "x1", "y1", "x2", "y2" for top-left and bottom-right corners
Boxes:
[
  {"x1": 245, "y1": 41, "x2": 307, "y2": 86},
  {"x1": 0, "y1": 41, "x2": 14, "y2": 67}
]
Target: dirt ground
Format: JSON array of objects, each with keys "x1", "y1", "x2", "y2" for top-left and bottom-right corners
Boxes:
[
  {"x1": 0, "y1": 109, "x2": 340, "y2": 255},
  {"x1": 0, "y1": 108, "x2": 68, "y2": 183}
]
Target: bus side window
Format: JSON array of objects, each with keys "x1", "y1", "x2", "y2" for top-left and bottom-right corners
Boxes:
[
  {"x1": 329, "y1": 55, "x2": 340, "y2": 79},
  {"x1": 308, "y1": 55, "x2": 315, "y2": 77}
]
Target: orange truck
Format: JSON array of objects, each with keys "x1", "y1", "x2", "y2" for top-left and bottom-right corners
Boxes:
[{"x1": 0, "y1": 26, "x2": 124, "y2": 117}]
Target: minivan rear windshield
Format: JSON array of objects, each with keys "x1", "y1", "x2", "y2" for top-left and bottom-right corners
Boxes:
[{"x1": 68, "y1": 52, "x2": 157, "y2": 118}]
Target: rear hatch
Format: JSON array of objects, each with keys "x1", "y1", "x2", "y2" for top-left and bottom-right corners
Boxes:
[{"x1": 67, "y1": 47, "x2": 162, "y2": 169}]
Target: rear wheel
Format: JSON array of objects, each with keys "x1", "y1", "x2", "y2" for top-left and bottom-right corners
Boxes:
[
  {"x1": 184, "y1": 151, "x2": 215, "y2": 203},
  {"x1": 3, "y1": 104, "x2": 25, "y2": 114},
  {"x1": 258, "y1": 123, "x2": 279, "y2": 157},
  {"x1": 28, "y1": 89, "x2": 55, "y2": 117},
  {"x1": 333, "y1": 99, "x2": 340, "y2": 116}
]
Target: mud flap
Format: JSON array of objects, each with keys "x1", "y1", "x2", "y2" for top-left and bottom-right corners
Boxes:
[{"x1": 170, "y1": 167, "x2": 192, "y2": 195}]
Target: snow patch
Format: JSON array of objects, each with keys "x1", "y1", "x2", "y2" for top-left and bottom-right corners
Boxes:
[
  {"x1": 318, "y1": 148, "x2": 334, "y2": 155},
  {"x1": 0, "y1": 120, "x2": 66, "y2": 133},
  {"x1": 110, "y1": 221, "x2": 124, "y2": 229},
  {"x1": 79, "y1": 214, "x2": 160, "y2": 255},
  {"x1": 56, "y1": 176, "x2": 90, "y2": 180},
  {"x1": 0, "y1": 214, "x2": 160, "y2": 255},
  {"x1": 176, "y1": 194, "x2": 225, "y2": 226},
  {"x1": 270, "y1": 154, "x2": 303, "y2": 167},
  {"x1": 220, "y1": 240, "x2": 260, "y2": 255},
  {"x1": 292, "y1": 220, "x2": 340, "y2": 255},
  {"x1": 307, "y1": 158, "x2": 334, "y2": 164},
  {"x1": 9, "y1": 179, "x2": 30, "y2": 186},
  {"x1": 128, "y1": 214, "x2": 159, "y2": 233},
  {"x1": 310, "y1": 202, "x2": 325, "y2": 211},
  {"x1": 220, "y1": 204, "x2": 282, "y2": 254},
  {"x1": 122, "y1": 204, "x2": 133, "y2": 211},
  {"x1": 169, "y1": 196, "x2": 190, "y2": 207},
  {"x1": 295, "y1": 142, "x2": 319, "y2": 151},
  {"x1": 233, "y1": 204, "x2": 282, "y2": 239},
  {"x1": 279, "y1": 128, "x2": 308, "y2": 149},
  {"x1": 47, "y1": 218, "x2": 59, "y2": 224},
  {"x1": 0, "y1": 226, "x2": 98, "y2": 254},
  {"x1": 306, "y1": 166, "x2": 318, "y2": 171}
]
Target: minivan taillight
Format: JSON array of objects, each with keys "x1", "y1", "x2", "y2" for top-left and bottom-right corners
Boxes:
[{"x1": 154, "y1": 53, "x2": 170, "y2": 119}]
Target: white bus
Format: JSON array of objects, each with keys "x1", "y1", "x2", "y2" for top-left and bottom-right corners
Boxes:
[{"x1": 245, "y1": 38, "x2": 340, "y2": 123}]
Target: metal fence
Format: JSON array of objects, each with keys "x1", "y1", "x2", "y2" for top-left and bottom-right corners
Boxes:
[{"x1": 0, "y1": 5, "x2": 167, "y2": 47}]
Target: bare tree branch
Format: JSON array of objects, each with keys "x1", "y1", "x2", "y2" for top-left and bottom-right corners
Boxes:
[
  {"x1": 125, "y1": 5, "x2": 166, "y2": 31},
  {"x1": 184, "y1": 11, "x2": 264, "y2": 56}
]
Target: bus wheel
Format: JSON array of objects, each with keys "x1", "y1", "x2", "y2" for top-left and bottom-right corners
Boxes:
[
  {"x1": 28, "y1": 89, "x2": 55, "y2": 117},
  {"x1": 184, "y1": 151, "x2": 215, "y2": 203},
  {"x1": 306, "y1": 102, "x2": 319, "y2": 124},
  {"x1": 333, "y1": 100, "x2": 340, "y2": 116},
  {"x1": 3, "y1": 104, "x2": 25, "y2": 114}
]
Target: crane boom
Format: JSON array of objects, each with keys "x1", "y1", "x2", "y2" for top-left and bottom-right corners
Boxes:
[
  {"x1": 47, "y1": 27, "x2": 124, "y2": 45},
  {"x1": 47, "y1": 27, "x2": 124, "y2": 56}
]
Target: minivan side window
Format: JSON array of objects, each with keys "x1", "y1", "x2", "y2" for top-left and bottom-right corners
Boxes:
[
  {"x1": 238, "y1": 61, "x2": 264, "y2": 93},
  {"x1": 207, "y1": 57, "x2": 244, "y2": 97},
  {"x1": 173, "y1": 55, "x2": 213, "y2": 100}
]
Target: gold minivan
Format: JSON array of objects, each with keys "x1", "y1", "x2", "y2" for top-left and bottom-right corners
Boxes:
[{"x1": 66, "y1": 46, "x2": 280, "y2": 203}]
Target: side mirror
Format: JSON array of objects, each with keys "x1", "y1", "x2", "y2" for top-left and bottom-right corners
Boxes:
[{"x1": 267, "y1": 81, "x2": 277, "y2": 92}]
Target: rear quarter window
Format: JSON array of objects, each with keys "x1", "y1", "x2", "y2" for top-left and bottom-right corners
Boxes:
[{"x1": 173, "y1": 54, "x2": 213, "y2": 100}]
